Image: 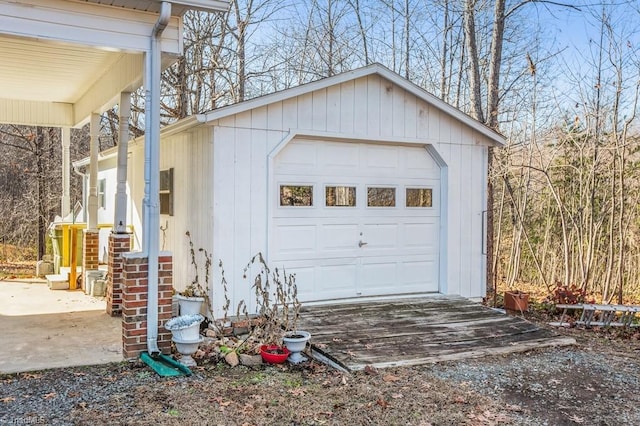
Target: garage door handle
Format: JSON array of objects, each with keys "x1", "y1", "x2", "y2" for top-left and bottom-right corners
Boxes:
[{"x1": 358, "y1": 240, "x2": 368, "y2": 248}]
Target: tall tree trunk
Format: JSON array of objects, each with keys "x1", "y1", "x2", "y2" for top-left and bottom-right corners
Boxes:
[
  {"x1": 349, "y1": 0, "x2": 369, "y2": 64},
  {"x1": 36, "y1": 127, "x2": 46, "y2": 260},
  {"x1": 439, "y1": 0, "x2": 450, "y2": 101},
  {"x1": 463, "y1": 0, "x2": 484, "y2": 123},
  {"x1": 486, "y1": 0, "x2": 505, "y2": 129},
  {"x1": 403, "y1": 0, "x2": 410, "y2": 79}
]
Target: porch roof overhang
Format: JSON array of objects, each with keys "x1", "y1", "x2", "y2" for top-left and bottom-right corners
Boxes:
[{"x1": 0, "y1": 0, "x2": 228, "y2": 128}]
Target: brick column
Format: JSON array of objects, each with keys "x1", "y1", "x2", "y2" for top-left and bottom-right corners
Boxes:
[
  {"x1": 122, "y1": 252, "x2": 173, "y2": 359},
  {"x1": 82, "y1": 230, "x2": 99, "y2": 290},
  {"x1": 106, "y1": 233, "x2": 132, "y2": 316}
]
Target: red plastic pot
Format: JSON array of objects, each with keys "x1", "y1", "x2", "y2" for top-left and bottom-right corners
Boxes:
[{"x1": 260, "y1": 345, "x2": 290, "y2": 364}]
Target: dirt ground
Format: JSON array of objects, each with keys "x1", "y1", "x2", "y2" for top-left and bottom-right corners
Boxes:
[{"x1": 1, "y1": 318, "x2": 639, "y2": 426}]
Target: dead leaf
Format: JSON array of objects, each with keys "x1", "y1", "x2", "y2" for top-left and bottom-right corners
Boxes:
[
  {"x1": 67, "y1": 391, "x2": 80, "y2": 398},
  {"x1": 391, "y1": 393, "x2": 404, "y2": 399},
  {"x1": 209, "y1": 396, "x2": 231, "y2": 407},
  {"x1": 288, "y1": 388, "x2": 306, "y2": 396},
  {"x1": 346, "y1": 350, "x2": 357, "y2": 358},
  {"x1": 21, "y1": 373, "x2": 41, "y2": 380},
  {"x1": 332, "y1": 338, "x2": 343, "y2": 342},
  {"x1": 376, "y1": 398, "x2": 390, "y2": 409},
  {"x1": 315, "y1": 343, "x2": 327, "y2": 349},
  {"x1": 382, "y1": 374, "x2": 401, "y2": 383},
  {"x1": 365, "y1": 343, "x2": 373, "y2": 349},
  {"x1": 453, "y1": 395, "x2": 466, "y2": 404},
  {"x1": 364, "y1": 365, "x2": 378, "y2": 376},
  {"x1": 1, "y1": 397, "x2": 15, "y2": 403},
  {"x1": 43, "y1": 392, "x2": 57, "y2": 400},
  {"x1": 73, "y1": 372, "x2": 87, "y2": 377},
  {"x1": 567, "y1": 414, "x2": 585, "y2": 423}
]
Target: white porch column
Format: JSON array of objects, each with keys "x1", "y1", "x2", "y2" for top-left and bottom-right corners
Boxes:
[
  {"x1": 88, "y1": 113, "x2": 100, "y2": 230},
  {"x1": 114, "y1": 92, "x2": 131, "y2": 233},
  {"x1": 61, "y1": 127, "x2": 71, "y2": 219}
]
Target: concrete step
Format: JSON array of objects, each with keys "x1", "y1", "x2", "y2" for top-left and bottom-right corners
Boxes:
[{"x1": 45, "y1": 274, "x2": 69, "y2": 290}]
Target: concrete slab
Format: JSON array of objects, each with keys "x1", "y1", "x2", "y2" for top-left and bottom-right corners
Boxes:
[{"x1": 0, "y1": 279, "x2": 122, "y2": 374}]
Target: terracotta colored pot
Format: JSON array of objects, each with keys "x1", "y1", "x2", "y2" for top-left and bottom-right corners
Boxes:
[
  {"x1": 504, "y1": 291, "x2": 529, "y2": 312},
  {"x1": 260, "y1": 345, "x2": 290, "y2": 364}
]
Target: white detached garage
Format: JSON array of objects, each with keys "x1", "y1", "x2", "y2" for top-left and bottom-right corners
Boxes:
[{"x1": 98, "y1": 63, "x2": 505, "y2": 315}]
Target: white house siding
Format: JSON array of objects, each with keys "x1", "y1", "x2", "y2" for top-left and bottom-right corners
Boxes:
[
  {"x1": 160, "y1": 127, "x2": 214, "y2": 293},
  {"x1": 101, "y1": 71, "x2": 494, "y2": 315},
  {"x1": 206, "y1": 74, "x2": 490, "y2": 315},
  {"x1": 120, "y1": 127, "x2": 214, "y2": 293}
]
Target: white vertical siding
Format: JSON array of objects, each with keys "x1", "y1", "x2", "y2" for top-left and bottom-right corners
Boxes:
[
  {"x1": 114, "y1": 73, "x2": 493, "y2": 316},
  {"x1": 339, "y1": 82, "x2": 354, "y2": 134},
  {"x1": 120, "y1": 126, "x2": 214, "y2": 293}
]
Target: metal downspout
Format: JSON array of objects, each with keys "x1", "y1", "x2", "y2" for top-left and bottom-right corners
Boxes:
[{"x1": 144, "y1": 1, "x2": 171, "y2": 356}]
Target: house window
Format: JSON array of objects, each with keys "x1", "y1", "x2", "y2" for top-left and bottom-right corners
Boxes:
[
  {"x1": 160, "y1": 168, "x2": 173, "y2": 216},
  {"x1": 98, "y1": 178, "x2": 106, "y2": 209},
  {"x1": 406, "y1": 188, "x2": 433, "y2": 207},
  {"x1": 326, "y1": 186, "x2": 356, "y2": 207},
  {"x1": 280, "y1": 185, "x2": 313, "y2": 206},
  {"x1": 367, "y1": 187, "x2": 395, "y2": 207}
]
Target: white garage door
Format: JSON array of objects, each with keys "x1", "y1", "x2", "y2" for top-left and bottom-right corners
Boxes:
[{"x1": 270, "y1": 139, "x2": 441, "y2": 302}]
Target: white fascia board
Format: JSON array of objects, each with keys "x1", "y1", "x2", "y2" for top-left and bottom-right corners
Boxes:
[
  {"x1": 166, "y1": 0, "x2": 230, "y2": 13},
  {"x1": 0, "y1": 98, "x2": 73, "y2": 127},
  {"x1": 74, "y1": 115, "x2": 201, "y2": 167},
  {"x1": 73, "y1": 145, "x2": 119, "y2": 168},
  {"x1": 0, "y1": 0, "x2": 182, "y2": 54},
  {"x1": 198, "y1": 63, "x2": 506, "y2": 146},
  {"x1": 373, "y1": 66, "x2": 506, "y2": 146},
  {"x1": 159, "y1": 115, "x2": 201, "y2": 137}
]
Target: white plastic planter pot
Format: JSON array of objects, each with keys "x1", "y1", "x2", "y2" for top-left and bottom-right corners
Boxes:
[
  {"x1": 165, "y1": 314, "x2": 204, "y2": 341},
  {"x1": 176, "y1": 294, "x2": 205, "y2": 316},
  {"x1": 283, "y1": 331, "x2": 311, "y2": 364},
  {"x1": 172, "y1": 335, "x2": 204, "y2": 367}
]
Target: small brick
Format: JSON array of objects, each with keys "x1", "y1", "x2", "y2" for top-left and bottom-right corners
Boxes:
[
  {"x1": 123, "y1": 300, "x2": 148, "y2": 309},
  {"x1": 124, "y1": 328, "x2": 148, "y2": 337}
]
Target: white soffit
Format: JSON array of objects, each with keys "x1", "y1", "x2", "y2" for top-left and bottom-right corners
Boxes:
[
  {"x1": 0, "y1": 0, "x2": 230, "y2": 127},
  {"x1": 0, "y1": 37, "x2": 125, "y2": 104}
]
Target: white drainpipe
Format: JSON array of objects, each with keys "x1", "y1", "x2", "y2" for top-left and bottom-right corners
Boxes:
[{"x1": 144, "y1": 1, "x2": 171, "y2": 356}]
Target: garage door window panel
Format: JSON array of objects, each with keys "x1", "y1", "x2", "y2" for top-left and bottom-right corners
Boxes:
[
  {"x1": 280, "y1": 185, "x2": 314, "y2": 206},
  {"x1": 367, "y1": 187, "x2": 396, "y2": 207},
  {"x1": 406, "y1": 188, "x2": 433, "y2": 208},
  {"x1": 326, "y1": 186, "x2": 356, "y2": 207}
]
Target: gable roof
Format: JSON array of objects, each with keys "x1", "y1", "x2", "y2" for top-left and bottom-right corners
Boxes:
[{"x1": 196, "y1": 63, "x2": 506, "y2": 145}]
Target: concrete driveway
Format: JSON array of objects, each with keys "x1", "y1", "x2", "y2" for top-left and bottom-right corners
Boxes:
[{"x1": 0, "y1": 279, "x2": 122, "y2": 374}]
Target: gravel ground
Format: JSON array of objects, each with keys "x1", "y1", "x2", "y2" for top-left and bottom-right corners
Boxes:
[{"x1": 1, "y1": 324, "x2": 639, "y2": 425}]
